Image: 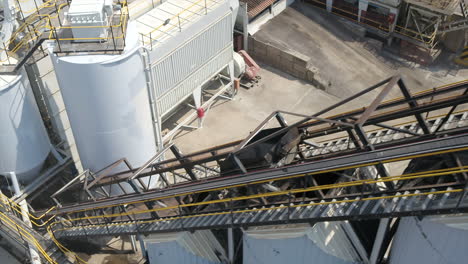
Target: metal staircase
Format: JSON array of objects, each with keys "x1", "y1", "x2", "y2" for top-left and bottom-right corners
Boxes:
[
  {"x1": 34, "y1": 77, "x2": 468, "y2": 242},
  {"x1": 0, "y1": 0, "x2": 66, "y2": 73},
  {"x1": 54, "y1": 186, "x2": 468, "y2": 238},
  {"x1": 0, "y1": 207, "x2": 74, "y2": 264},
  {"x1": 0, "y1": 0, "x2": 129, "y2": 74}
]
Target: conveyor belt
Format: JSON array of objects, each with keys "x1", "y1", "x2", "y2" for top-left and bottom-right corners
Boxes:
[
  {"x1": 51, "y1": 133, "x2": 468, "y2": 215},
  {"x1": 42, "y1": 77, "x2": 468, "y2": 243}
]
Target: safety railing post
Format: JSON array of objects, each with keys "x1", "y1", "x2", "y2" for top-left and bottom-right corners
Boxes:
[
  {"x1": 104, "y1": 217, "x2": 111, "y2": 235},
  {"x1": 16, "y1": 0, "x2": 26, "y2": 22},
  {"x1": 7, "y1": 198, "x2": 14, "y2": 215},
  {"x1": 110, "y1": 25, "x2": 117, "y2": 51},
  {"x1": 204, "y1": 0, "x2": 208, "y2": 14},
  {"x1": 3, "y1": 43, "x2": 11, "y2": 65},
  {"x1": 178, "y1": 15, "x2": 181, "y2": 31},
  {"x1": 287, "y1": 191, "x2": 291, "y2": 222},
  {"x1": 149, "y1": 32, "x2": 153, "y2": 51},
  {"x1": 34, "y1": 0, "x2": 43, "y2": 18},
  {"x1": 229, "y1": 198, "x2": 234, "y2": 226},
  {"x1": 55, "y1": 3, "x2": 62, "y2": 26},
  {"x1": 53, "y1": 27, "x2": 62, "y2": 53},
  {"x1": 178, "y1": 205, "x2": 184, "y2": 230},
  {"x1": 14, "y1": 221, "x2": 26, "y2": 245},
  {"x1": 121, "y1": 15, "x2": 127, "y2": 48}
]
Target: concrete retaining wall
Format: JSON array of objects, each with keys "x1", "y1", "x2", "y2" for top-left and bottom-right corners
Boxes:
[{"x1": 248, "y1": 36, "x2": 328, "y2": 91}]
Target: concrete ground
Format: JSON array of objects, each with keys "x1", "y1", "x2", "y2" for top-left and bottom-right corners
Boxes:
[
  {"x1": 168, "y1": 1, "x2": 467, "y2": 156},
  {"x1": 253, "y1": 2, "x2": 467, "y2": 98},
  {"x1": 165, "y1": 65, "x2": 340, "y2": 153},
  {"x1": 78, "y1": 237, "x2": 144, "y2": 264}
]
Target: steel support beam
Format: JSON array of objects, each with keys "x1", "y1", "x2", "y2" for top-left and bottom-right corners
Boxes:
[
  {"x1": 49, "y1": 134, "x2": 468, "y2": 215},
  {"x1": 228, "y1": 228, "x2": 234, "y2": 263},
  {"x1": 343, "y1": 221, "x2": 370, "y2": 264},
  {"x1": 369, "y1": 218, "x2": 390, "y2": 264},
  {"x1": 397, "y1": 79, "x2": 430, "y2": 134},
  {"x1": 171, "y1": 145, "x2": 198, "y2": 181}
]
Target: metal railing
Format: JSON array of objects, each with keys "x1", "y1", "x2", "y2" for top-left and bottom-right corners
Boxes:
[
  {"x1": 306, "y1": 0, "x2": 437, "y2": 47},
  {"x1": 0, "y1": 193, "x2": 88, "y2": 263},
  {"x1": 139, "y1": 0, "x2": 220, "y2": 49},
  {"x1": 0, "y1": 0, "x2": 130, "y2": 69},
  {"x1": 1, "y1": 77, "x2": 466, "y2": 261},
  {"x1": 50, "y1": 165, "x2": 468, "y2": 234}
]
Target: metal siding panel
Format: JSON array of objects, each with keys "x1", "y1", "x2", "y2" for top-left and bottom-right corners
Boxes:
[
  {"x1": 389, "y1": 217, "x2": 468, "y2": 264},
  {"x1": 152, "y1": 13, "x2": 232, "y2": 98},
  {"x1": 147, "y1": 230, "x2": 224, "y2": 264},
  {"x1": 153, "y1": 58, "x2": 175, "y2": 96},
  {"x1": 147, "y1": 241, "x2": 220, "y2": 264},
  {"x1": 157, "y1": 44, "x2": 233, "y2": 116},
  {"x1": 243, "y1": 231, "x2": 360, "y2": 264}
]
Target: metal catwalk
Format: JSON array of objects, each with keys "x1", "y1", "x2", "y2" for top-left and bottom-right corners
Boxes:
[{"x1": 34, "y1": 76, "x2": 468, "y2": 238}]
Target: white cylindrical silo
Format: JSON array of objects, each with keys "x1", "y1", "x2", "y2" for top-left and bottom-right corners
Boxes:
[
  {"x1": 0, "y1": 70, "x2": 51, "y2": 183},
  {"x1": 50, "y1": 23, "x2": 157, "y2": 188}
]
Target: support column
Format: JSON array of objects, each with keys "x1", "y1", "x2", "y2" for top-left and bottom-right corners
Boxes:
[
  {"x1": 130, "y1": 235, "x2": 138, "y2": 253},
  {"x1": 137, "y1": 234, "x2": 147, "y2": 261},
  {"x1": 370, "y1": 218, "x2": 390, "y2": 264},
  {"x1": 326, "y1": 0, "x2": 333, "y2": 12},
  {"x1": 228, "y1": 228, "x2": 234, "y2": 263},
  {"x1": 240, "y1": 2, "x2": 249, "y2": 50},
  {"x1": 192, "y1": 86, "x2": 203, "y2": 128},
  {"x1": 8, "y1": 172, "x2": 41, "y2": 264},
  {"x1": 342, "y1": 221, "x2": 370, "y2": 264},
  {"x1": 358, "y1": 0, "x2": 369, "y2": 22}
]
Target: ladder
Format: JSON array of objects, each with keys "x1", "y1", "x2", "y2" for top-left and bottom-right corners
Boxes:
[{"x1": 0, "y1": 208, "x2": 74, "y2": 264}]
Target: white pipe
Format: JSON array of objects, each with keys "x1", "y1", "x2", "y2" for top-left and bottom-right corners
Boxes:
[
  {"x1": 140, "y1": 46, "x2": 164, "y2": 151},
  {"x1": 8, "y1": 172, "x2": 41, "y2": 264},
  {"x1": 1, "y1": 0, "x2": 15, "y2": 62}
]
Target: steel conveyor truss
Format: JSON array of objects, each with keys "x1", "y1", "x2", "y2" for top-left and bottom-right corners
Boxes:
[{"x1": 41, "y1": 76, "x2": 468, "y2": 238}]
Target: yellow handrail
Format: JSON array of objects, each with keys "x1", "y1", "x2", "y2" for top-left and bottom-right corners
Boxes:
[
  {"x1": 0, "y1": 208, "x2": 57, "y2": 264},
  {"x1": 307, "y1": 0, "x2": 436, "y2": 45},
  {"x1": 53, "y1": 166, "x2": 468, "y2": 225},
  {"x1": 0, "y1": 0, "x2": 130, "y2": 64},
  {"x1": 51, "y1": 187, "x2": 464, "y2": 234}
]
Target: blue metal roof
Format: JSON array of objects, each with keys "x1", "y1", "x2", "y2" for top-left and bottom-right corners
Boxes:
[
  {"x1": 390, "y1": 217, "x2": 468, "y2": 264},
  {"x1": 147, "y1": 241, "x2": 221, "y2": 264}
]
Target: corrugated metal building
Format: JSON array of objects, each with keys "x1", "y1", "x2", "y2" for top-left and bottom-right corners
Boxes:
[
  {"x1": 146, "y1": 230, "x2": 227, "y2": 264},
  {"x1": 389, "y1": 216, "x2": 468, "y2": 264},
  {"x1": 243, "y1": 223, "x2": 363, "y2": 264}
]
